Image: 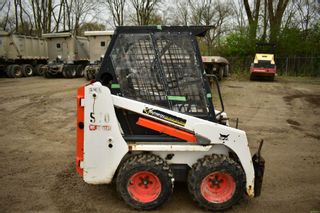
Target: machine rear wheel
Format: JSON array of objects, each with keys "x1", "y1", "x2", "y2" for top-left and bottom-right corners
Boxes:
[
  {"x1": 188, "y1": 154, "x2": 245, "y2": 211},
  {"x1": 116, "y1": 153, "x2": 173, "y2": 210}
]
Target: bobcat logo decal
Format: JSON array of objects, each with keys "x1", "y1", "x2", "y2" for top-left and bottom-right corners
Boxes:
[{"x1": 219, "y1": 134, "x2": 229, "y2": 141}]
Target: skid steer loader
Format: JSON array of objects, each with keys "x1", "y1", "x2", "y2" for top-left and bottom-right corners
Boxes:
[{"x1": 76, "y1": 26, "x2": 265, "y2": 211}]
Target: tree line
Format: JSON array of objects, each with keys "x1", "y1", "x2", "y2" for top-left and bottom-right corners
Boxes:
[{"x1": 0, "y1": 0, "x2": 319, "y2": 67}]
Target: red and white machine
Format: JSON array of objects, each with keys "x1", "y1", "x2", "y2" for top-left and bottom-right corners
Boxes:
[{"x1": 76, "y1": 26, "x2": 265, "y2": 211}]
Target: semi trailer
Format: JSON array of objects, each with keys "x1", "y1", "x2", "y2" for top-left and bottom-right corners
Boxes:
[
  {"x1": 76, "y1": 26, "x2": 265, "y2": 211},
  {"x1": 83, "y1": 31, "x2": 113, "y2": 80},
  {"x1": 0, "y1": 31, "x2": 48, "y2": 78},
  {"x1": 41, "y1": 32, "x2": 89, "y2": 78},
  {"x1": 202, "y1": 56, "x2": 229, "y2": 85}
]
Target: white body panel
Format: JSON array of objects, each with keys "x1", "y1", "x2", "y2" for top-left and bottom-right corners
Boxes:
[
  {"x1": 82, "y1": 82, "x2": 256, "y2": 196},
  {"x1": 83, "y1": 84, "x2": 128, "y2": 184}
]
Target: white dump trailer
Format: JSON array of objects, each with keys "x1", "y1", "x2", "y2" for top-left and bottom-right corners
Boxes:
[
  {"x1": 41, "y1": 32, "x2": 89, "y2": 78},
  {"x1": 202, "y1": 56, "x2": 229, "y2": 80},
  {"x1": 0, "y1": 31, "x2": 48, "y2": 78},
  {"x1": 83, "y1": 31, "x2": 113, "y2": 80}
]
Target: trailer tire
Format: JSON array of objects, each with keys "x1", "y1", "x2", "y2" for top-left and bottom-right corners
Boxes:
[
  {"x1": 62, "y1": 67, "x2": 69, "y2": 78},
  {"x1": 188, "y1": 154, "x2": 245, "y2": 211},
  {"x1": 10, "y1": 65, "x2": 23, "y2": 78},
  {"x1": 44, "y1": 69, "x2": 54, "y2": 78},
  {"x1": 22, "y1": 64, "x2": 34, "y2": 77},
  {"x1": 218, "y1": 66, "x2": 224, "y2": 80},
  {"x1": 76, "y1": 65, "x2": 84, "y2": 77},
  {"x1": 69, "y1": 66, "x2": 77, "y2": 78},
  {"x1": 87, "y1": 69, "x2": 95, "y2": 80},
  {"x1": 5, "y1": 65, "x2": 13, "y2": 77},
  {"x1": 84, "y1": 67, "x2": 89, "y2": 80},
  {"x1": 116, "y1": 153, "x2": 173, "y2": 210},
  {"x1": 35, "y1": 64, "x2": 44, "y2": 76}
]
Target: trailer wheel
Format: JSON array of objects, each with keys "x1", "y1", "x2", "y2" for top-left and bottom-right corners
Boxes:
[
  {"x1": 69, "y1": 66, "x2": 77, "y2": 78},
  {"x1": 218, "y1": 66, "x2": 224, "y2": 80},
  {"x1": 5, "y1": 65, "x2": 13, "y2": 77},
  {"x1": 22, "y1": 64, "x2": 34, "y2": 77},
  {"x1": 10, "y1": 65, "x2": 23, "y2": 78},
  {"x1": 62, "y1": 68, "x2": 69, "y2": 78},
  {"x1": 116, "y1": 153, "x2": 173, "y2": 210},
  {"x1": 84, "y1": 67, "x2": 89, "y2": 80},
  {"x1": 87, "y1": 69, "x2": 95, "y2": 80},
  {"x1": 188, "y1": 154, "x2": 245, "y2": 211},
  {"x1": 35, "y1": 64, "x2": 44, "y2": 76},
  {"x1": 44, "y1": 69, "x2": 54, "y2": 78},
  {"x1": 76, "y1": 65, "x2": 84, "y2": 77}
]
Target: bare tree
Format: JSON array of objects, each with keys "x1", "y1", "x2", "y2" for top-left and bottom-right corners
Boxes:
[
  {"x1": 267, "y1": 0, "x2": 290, "y2": 42},
  {"x1": 294, "y1": 0, "x2": 320, "y2": 32},
  {"x1": 52, "y1": 0, "x2": 64, "y2": 32},
  {"x1": 103, "y1": 0, "x2": 126, "y2": 26},
  {"x1": 30, "y1": 0, "x2": 53, "y2": 35},
  {"x1": 243, "y1": 0, "x2": 261, "y2": 41},
  {"x1": 189, "y1": 0, "x2": 232, "y2": 55},
  {"x1": 231, "y1": 0, "x2": 246, "y2": 30},
  {"x1": 1, "y1": 0, "x2": 11, "y2": 31},
  {"x1": 129, "y1": 0, "x2": 161, "y2": 25},
  {"x1": 14, "y1": 0, "x2": 18, "y2": 32},
  {"x1": 175, "y1": 0, "x2": 190, "y2": 25},
  {"x1": 72, "y1": 0, "x2": 98, "y2": 35}
]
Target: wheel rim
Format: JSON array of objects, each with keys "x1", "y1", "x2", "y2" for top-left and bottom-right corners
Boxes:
[
  {"x1": 26, "y1": 67, "x2": 32, "y2": 75},
  {"x1": 127, "y1": 171, "x2": 161, "y2": 203},
  {"x1": 13, "y1": 66, "x2": 22, "y2": 77},
  {"x1": 201, "y1": 171, "x2": 236, "y2": 203}
]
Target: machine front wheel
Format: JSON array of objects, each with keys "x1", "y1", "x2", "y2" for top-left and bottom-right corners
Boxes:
[
  {"x1": 116, "y1": 153, "x2": 173, "y2": 210},
  {"x1": 188, "y1": 154, "x2": 245, "y2": 211}
]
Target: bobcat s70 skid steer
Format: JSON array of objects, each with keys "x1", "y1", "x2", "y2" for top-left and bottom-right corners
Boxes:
[{"x1": 76, "y1": 26, "x2": 265, "y2": 211}]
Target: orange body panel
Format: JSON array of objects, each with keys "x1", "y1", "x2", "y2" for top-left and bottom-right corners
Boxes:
[
  {"x1": 136, "y1": 117, "x2": 197, "y2": 142},
  {"x1": 76, "y1": 86, "x2": 85, "y2": 176}
]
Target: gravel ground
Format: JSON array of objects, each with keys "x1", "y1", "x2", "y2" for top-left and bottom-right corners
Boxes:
[{"x1": 0, "y1": 76, "x2": 319, "y2": 213}]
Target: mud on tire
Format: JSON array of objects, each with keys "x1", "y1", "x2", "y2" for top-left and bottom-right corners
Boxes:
[
  {"x1": 188, "y1": 154, "x2": 245, "y2": 211},
  {"x1": 116, "y1": 153, "x2": 173, "y2": 210}
]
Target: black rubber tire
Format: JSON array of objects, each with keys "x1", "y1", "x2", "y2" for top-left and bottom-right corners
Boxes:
[
  {"x1": 218, "y1": 66, "x2": 224, "y2": 80},
  {"x1": 87, "y1": 69, "x2": 95, "y2": 80},
  {"x1": 188, "y1": 154, "x2": 245, "y2": 211},
  {"x1": 83, "y1": 67, "x2": 90, "y2": 80},
  {"x1": 223, "y1": 65, "x2": 229, "y2": 77},
  {"x1": 21, "y1": 64, "x2": 34, "y2": 77},
  {"x1": 44, "y1": 69, "x2": 54, "y2": 78},
  {"x1": 5, "y1": 65, "x2": 13, "y2": 77},
  {"x1": 76, "y1": 65, "x2": 84, "y2": 77},
  {"x1": 69, "y1": 66, "x2": 77, "y2": 78},
  {"x1": 62, "y1": 66, "x2": 69, "y2": 78},
  {"x1": 116, "y1": 153, "x2": 173, "y2": 210},
  {"x1": 34, "y1": 64, "x2": 44, "y2": 76},
  {"x1": 10, "y1": 65, "x2": 23, "y2": 78},
  {"x1": 250, "y1": 74, "x2": 256, "y2": 81}
]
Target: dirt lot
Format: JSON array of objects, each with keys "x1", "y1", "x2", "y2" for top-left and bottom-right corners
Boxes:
[{"x1": 0, "y1": 76, "x2": 319, "y2": 213}]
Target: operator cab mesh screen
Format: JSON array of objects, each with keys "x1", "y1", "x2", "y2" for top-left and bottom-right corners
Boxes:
[{"x1": 110, "y1": 32, "x2": 209, "y2": 115}]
